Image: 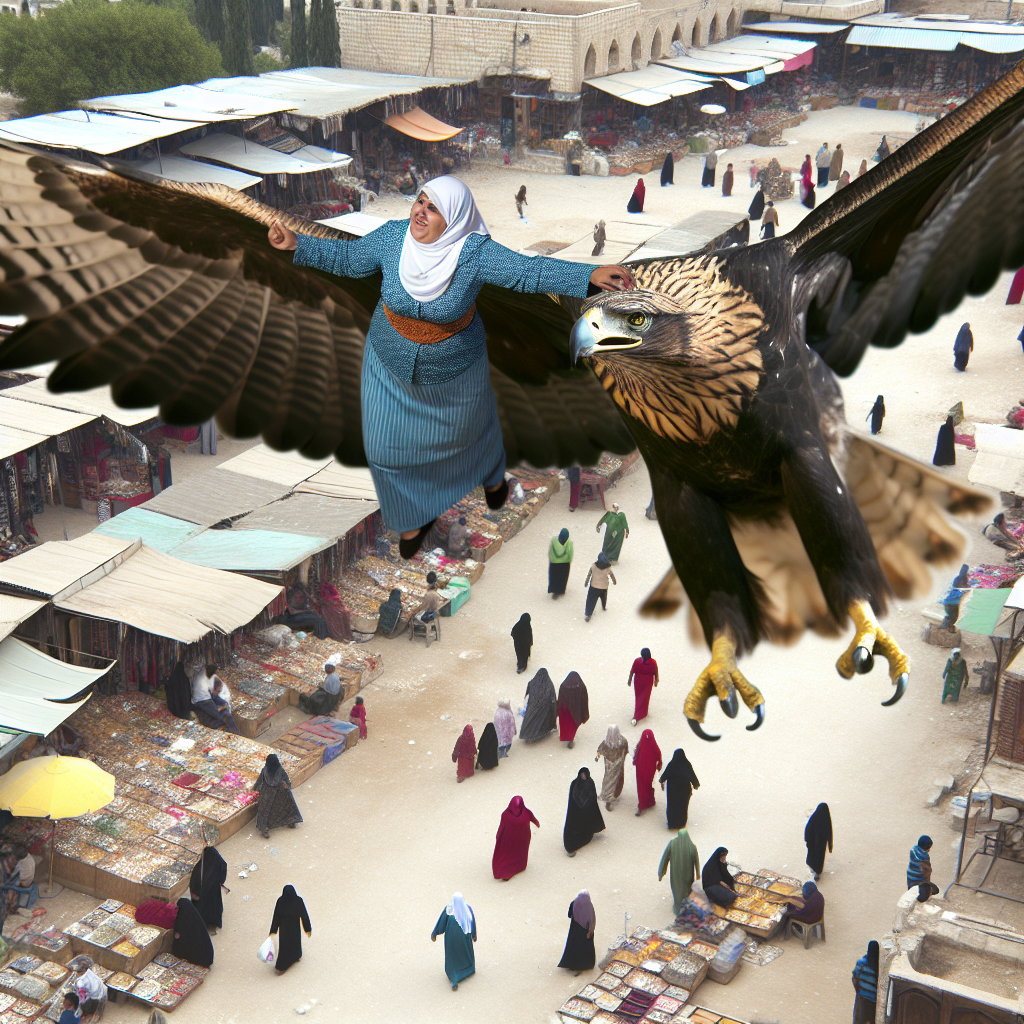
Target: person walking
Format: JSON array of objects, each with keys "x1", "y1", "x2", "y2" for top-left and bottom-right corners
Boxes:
[
  {"x1": 660, "y1": 749, "x2": 700, "y2": 829},
  {"x1": 548, "y1": 528, "x2": 573, "y2": 598},
  {"x1": 851, "y1": 941, "x2": 880, "y2": 1023},
  {"x1": 591, "y1": 221, "x2": 606, "y2": 257},
  {"x1": 815, "y1": 143, "x2": 831, "y2": 188},
  {"x1": 857, "y1": 158, "x2": 869, "y2": 177},
  {"x1": 558, "y1": 890, "x2": 597, "y2": 974},
  {"x1": 563, "y1": 767, "x2": 606, "y2": 856},
  {"x1": 595, "y1": 726, "x2": 629, "y2": 811},
  {"x1": 627, "y1": 648, "x2": 658, "y2": 725},
  {"x1": 268, "y1": 886, "x2": 311, "y2": 973},
  {"x1": 942, "y1": 648, "x2": 968, "y2": 704},
  {"x1": 476, "y1": 723, "x2": 499, "y2": 770},
  {"x1": 721, "y1": 162, "x2": 734, "y2": 197},
  {"x1": 933, "y1": 415, "x2": 956, "y2": 466},
  {"x1": 701, "y1": 150, "x2": 717, "y2": 188},
  {"x1": 658, "y1": 828, "x2": 700, "y2": 913},
  {"x1": 189, "y1": 846, "x2": 228, "y2": 932},
  {"x1": 511, "y1": 612, "x2": 533, "y2": 673},
  {"x1": 431, "y1": 893, "x2": 477, "y2": 990},
  {"x1": 804, "y1": 802, "x2": 833, "y2": 881},
  {"x1": 253, "y1": 754, "x2": 302, "y2": 839},
  {"x1": 172, "y1": 899, "x2": 214, "y2": 967},
  {"x1": 748, "y1": 185, "x2": 765, "y2": 221},
  {"x1": 452, "y1": 725, "x2": 477, "y2": 782},
  {"x1": 556, "y1": 672, "x2": 590, "y2": 749},
  {"x1": 632, "y1": 728, "x2": 662, "y2": 816},
  {"x1": 867, "y1": 395, "x2": 885, "y2": 434},
  {"x1": 760, "y1": 201, "x2": 779, "y2": 239},
  {"x1": 829, "y1": 143, "x2": 844, "y2": 184},
  {"x1": 521, "y1": 668, "x2": 557, "y2": 742},
  {"x1": 514, "y1": 184, "x2": 528, "y2": 219},
  {"x1": 907, "y1": 835, "x2": 934, "y2": 890},
  {"x1": 876, "y1": 135, "x2": 890, "y2": 161},
  {"x1": 953, "y1": 322, "x2": 973, "y2": 370},
  {"x1": 626, "y1": 179, "x2": 645, "y2": 213},
  {"x1": 492, "y1": 796, "x2": 540, "y2": 879},
  {"x1": 836, "y1": 169, "x2": 851, "y2": 190},
  {"x1": 660, "y1": 152, "x2": 674, "y2": 186},
  {"x1": 584, "y1": 553, "x2": 616, "y2": 622},
  {"x1": 596, "y1": 502, "x2": 629, "y2": 563},
  {"x1": 567, "y1": 465, "x2": 582, "y2": 511},
  {"x1": 494, "y1": 699, "x2": 516, "y2": 757}
]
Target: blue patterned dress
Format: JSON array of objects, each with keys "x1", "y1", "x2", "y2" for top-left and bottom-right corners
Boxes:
[{"x1": 293, "y1": 221, "x2": 594, "y2": 532}]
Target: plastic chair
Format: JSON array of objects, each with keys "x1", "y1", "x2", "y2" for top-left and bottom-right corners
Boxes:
[
  {"x1": 409, "y1": 612, "x2": 440, "y2": 647},
  {"x1": 2, "y1": 881, "x2": 39, "y2": 910},
  {"x1": 785, "y1": 915, "x2": 825, "y2": 948}
]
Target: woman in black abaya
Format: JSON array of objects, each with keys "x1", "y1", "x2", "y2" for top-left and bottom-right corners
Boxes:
[
  {"x1": 701, "y1": 847, "x2": 738, "y2": 906},
  {"x1": 511, "y1": 613, "x2": 533, "y2": 674},
  {"x1": 804, "y1": 802, "x2": 833, "y2": 880},
  {"x1": 558, "y1": 889, "x2": 596, "y2": 974},
  {"x1": 659, "y1": 749, "x2": 700, "y2": 830},
  {"x1": 933, "y1": 416, "x2": 956, "y2": 466},
  {"x1": 563, "y1": 767, "x2": 605, "y2": 856},
  {"x1": 660, "y1": 153, "x2": 674, "y2": 186},
  {"x1": 253, "y1": 754, "x2": 303, "y2": 839},
  {"x1": 867, "y1": 395, "x2": 885, "y2": 435},
  {"x1": 172, "y1": 898, "x2": 214, "y2": 967},
  {"x1": 269, "y1": 885, "x2": 311, "y2": 973},
  {"x1": 476, "y1": 722, "x2": 499, "y2": 771},
  {"x1": 189, "y1": 846, "x2": 228, "y2": 931},
  {"x1": 748, "y1": 186, "x2": 765, "y2": 221},
  {"x1": 521, "y1": 668, "x2": 557, "y2": 742}
]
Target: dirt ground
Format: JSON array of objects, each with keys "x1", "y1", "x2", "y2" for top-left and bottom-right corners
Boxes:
[{"x1": 21, "y1": 105, "x2": 1024, "y2": 1023}]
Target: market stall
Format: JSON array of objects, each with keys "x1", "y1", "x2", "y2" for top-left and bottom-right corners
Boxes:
[{"x1": 715, "y1": 870, "x2": 801, "y2": 940}]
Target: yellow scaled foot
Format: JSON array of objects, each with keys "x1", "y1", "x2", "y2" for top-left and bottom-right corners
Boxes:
[
  {"x1": 685, "y1": 634, "x2": 765, "y2": 741},
  {"x1": 836, "y1": 600, "x2": 909, "y2": 706}
]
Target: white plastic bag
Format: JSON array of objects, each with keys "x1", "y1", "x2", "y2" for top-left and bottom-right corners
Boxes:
[{"x1": 258, "y1": 936, "x2": 276, "y2": 964}]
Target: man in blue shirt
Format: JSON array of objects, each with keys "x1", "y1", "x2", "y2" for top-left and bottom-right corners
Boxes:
[
  {"x1": 907, "y1": 835, "x2": 933, "y2": 890},
  {"x1": 58, "y1": 992, "x2": 80, "y2": 1024}
]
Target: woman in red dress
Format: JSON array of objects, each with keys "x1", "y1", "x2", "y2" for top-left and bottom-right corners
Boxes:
[
  {"x1": 632, "y1": 729, "x2": 662, "y2": 816},
  {"x1": 492, "y1": 796, "x2": 540, "y2": 879},
  {"x1": 556, "y1": 672, "x2": 590, "y2": 749},
  {"x1": 452, "y1": 725, "x2": 476, "y2": 783},
  {"x1": 627, "y1": 648, "x2": 659, "y2": 725}
]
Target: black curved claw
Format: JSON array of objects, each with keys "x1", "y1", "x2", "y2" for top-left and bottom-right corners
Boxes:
[
  {"x1": 719, "y1": 692, "x2": 739, "y2": 719},
  {"x1": 881, "y1": 672, "x2": 908, "y2": 707},
  {"x1": 746, "y1": 703, "x2": 765, "y2": 732},
  {"x1": 687, "y1": 717, "x2": 720, "y2": 742},
  {"x1": 852, "y1": 645, "x2": 874, "y2": 674}
]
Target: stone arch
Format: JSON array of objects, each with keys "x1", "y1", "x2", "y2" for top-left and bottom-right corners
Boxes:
[
  {"x1": 584, "y1": 43, "x2": 596, "y2": 77},
  {"x1": 391, "y1": 0, "x2": 400, "y2": 9},
  {"x1": 371, "y1": 0, "x2": 381, "y2": 8},
  {"x1": 651, "y1": 27, "x2": 662, "y2": 60},
  {"x1": 409, "y1": 1, "x2": 418, "y2": 8},
  {"x1": 691, "y1": 19, "x2": 701, "y2": 46},
  {"x1": 608, "y1": 38, "x2": 619, "y2": 70},
  {"x1": 709, "y1": 13, "x2": 719, "y2": 41},
  {"x1": 631, "y1": 32, "x2": 642, "y2": 66},
  {"x1": 671, "y1": 22, "x2": 681, "y2": 44},
  {"x1": 726, "y1": 8, "x2": 738, "y2": 37}
]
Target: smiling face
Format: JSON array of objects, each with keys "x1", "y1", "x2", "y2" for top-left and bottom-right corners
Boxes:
[{"x1": 410, "y1": 193, "x2": 447, "y2": 243}]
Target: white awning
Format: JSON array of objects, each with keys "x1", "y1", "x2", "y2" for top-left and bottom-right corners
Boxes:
[
  {"x1": 0, "y1": 110, "x2": 206, "y2": 156},
  {"x1": 179, "y1": 133, "x2": 351, "y2": 175},
  {"x1": 293, "y1": 463, "x2": 379, "y2": 502},
  {"x1": 1, "y1": 377, "x2": 159, "y2": 428},
  {"x1": 0, "y1": 534, "x2": 137, "y2": 598},
  {"x1": 81, "y1": 84, "x2": 297, "y2": 123},
  {"x1": 657, "y1": 50, "x2": 775, "y2": 74},
  {"x1": 848, "y1": 15, "x2": 1024, "y2": 53},
  {"x1": 0, "y1": 595, "x2": 46, "y2": 643},
  {"x1": 742, "y1": 21, "x2": 849, "y2": 34},
  {"x1": 214, "y1": 445, "x2": 333, "y2": 488},
  {"x1": 586, "y1": 65, "x2": 714, "y2": 106},
  {"x1": 0, "y1": 638, "x2": 111, "y2": 701},
  {"x1": 109, "y1": 155, "x2": 262, "y2": 190},
  {"x1": 316, "y1": 212, "x2": 387, "y2": 237}
]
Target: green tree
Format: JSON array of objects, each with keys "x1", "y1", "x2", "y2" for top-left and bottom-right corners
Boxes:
[
  {"x1": 289, "y1": 0, "x2": 307, "y2": 68},
  {"x1": 194, "y1": 0, "x2": 224, "y2": 45},
  {"x1": 0, "y1": 0, "x2": 223, "y2": 116},
  {"x1": 221, "y1": 0, "x2": 255, "y2": 76},
  {"x1": 307, "y1": 0, "x2": 339, "y2": 67}
]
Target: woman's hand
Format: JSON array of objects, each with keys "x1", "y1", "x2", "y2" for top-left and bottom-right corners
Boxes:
[
  {"x1": 590, "y1": 265, "x2": 633, "y2": 291},
  {"x1": 268, "y1": 223, "x2": 298, "y2": 251}
]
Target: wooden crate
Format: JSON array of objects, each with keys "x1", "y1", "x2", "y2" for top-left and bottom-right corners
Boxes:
[
  {"x1": 235, "y1": 701, "x2": 283, "y2": 739},
  {"x1": 269, "y1": 732, "x2": 322, "y2": 787},
  {"x1": 72, "y1": 924, "x2": 170, "y2": 976},
  {"x1": 471, "y1": 537, "x2": 502, "y2": 562}
]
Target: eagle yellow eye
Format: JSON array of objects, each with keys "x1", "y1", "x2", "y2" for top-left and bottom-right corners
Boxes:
[{"x1": 627, "y1": 313, "x2": 646, "y2": 328}]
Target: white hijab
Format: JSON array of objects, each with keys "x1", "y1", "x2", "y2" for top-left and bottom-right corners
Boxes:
[
  {"x1": 447, "y1": 892, "x2": 473, "y2": 934},
  {"x1": 398, "y1": 176, "x2": 489, "y2": 303}
]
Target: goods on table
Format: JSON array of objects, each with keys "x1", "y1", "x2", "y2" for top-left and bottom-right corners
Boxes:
[{"x1": 718, "y1": 870, "x2": 798, "y2": 937}]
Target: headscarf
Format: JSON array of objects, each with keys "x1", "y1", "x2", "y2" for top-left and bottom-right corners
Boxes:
[
  {"x1": 494, "y1": 699, "x2": 516, "y2": 746},
  {"x1": 640, "y1": 647, "x2": 651, "y2": 661},
  {"x1": 954, "y1": 323, "x2": 973, "y2": 354},
  {"x1": 476, "y1": 722, "x2": 499, "y2": 770},
  {"x1": 802, "y1": 880, "x2": 817, "y2": 899},
  {"x1": 836, "y1": 170, "x2": 850, "y2": 189},
  {"x1": 866, "y1": 939, "x2": 880, "y2": 972},
  {"x1": 858, "y1": 159, "x2": 868, "y2": 176},
  {"x1": 805, "y1": 802, "x2": 833, "y2": 852},
  {"x1": 452, "y1": 725, "x2": 476, "y2": 761},
  {"x1": 701, "y1": 847, "x2": 735, "y2": 893},
  {"x1": 262, "y1": 754, "x2": 289, "y2": 786},
  {"x1": 633, "y1": 729, "x2": 661, "y2": 776},
  {"x1": 379, "y1": 589, "x2": 403, "y2": 633},
  {"x1": 558, "y1": 528, "x2": 569, "y2": 544},
  {"x1": 557, "y1": 672, "x2": 590, "y2": 726},
  {"x1": 604, "y1": 724, "x2": 626, "y2": 749},
  {"x1": 660, "y1": 748, "x2": 699, "y2": 788},
  {"x1": 572, "y1": 766, "x2": 597, "y2": 807},
  {"x1": 448, "y1": 892, "x2": 473, "y2": 934},
  {"x1": 511, "y1": 613, "x2": 532, "y2": 646},
  {"x1": 953, "y1": 563, "x2": 969, "y2": 588},
  {"x1": 631, "y1": 178, "x2": 646, "y2": 204},
  {"x1": 596, "y1": 552, "x2": 610, "y2": 570},
  {"x1": 572, "y1": 889, "x2": 596, "y2": 931},
  {"x1": 398, "y1": 177, "x2": 489, "y2": 302}
]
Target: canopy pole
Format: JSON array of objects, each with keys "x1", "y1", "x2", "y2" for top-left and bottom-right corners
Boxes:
[{"x1": 48, "y1": 820, "x2": 56, "y2": 895}]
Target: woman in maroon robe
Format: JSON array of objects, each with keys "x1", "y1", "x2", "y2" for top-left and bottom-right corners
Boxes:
[
  {"x1": 556, "y1": 672, "x2": 590, "y2": 749},
  {"x1": 318, "y1": 580, "x2": 352, "y2": 641},
  {"x1": 627, "y1": 648, "x2": 658, "y2": 725},
  {"x1": 492, "y1": 796, "x2": 540, "y2": 879},
  {"x1": 632, "y1": 728, "x2": 662, "y2": 816},
  {"x1": 452, "y1": 725, "x2": 476, "y2": 783}
]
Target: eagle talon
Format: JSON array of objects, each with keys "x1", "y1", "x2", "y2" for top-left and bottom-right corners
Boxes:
[
  {"x1": 882, "y1": 672, "x2": 909, "y2": 707},
  {"x1": 746, "y1": 703, "x2": 765, "y2": 731},
  {"x1": 684, "y1": 633, "x2": 764, "y2": 742},
  {"x1": 852, "y1": 646, "x2": 874, "y2": 674},
  {"x1": 688, "y1": 718, "x2": 721, "y2": 742},
  {"x1": 720, "y1": 693, "x2": 739, "y2": 719},
  {"x1": 839, "y1": 601, "x2": 911, "y2": 706}
]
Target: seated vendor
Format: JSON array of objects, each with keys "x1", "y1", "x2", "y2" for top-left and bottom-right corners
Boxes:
[
  {"x1": 786, "y1": 880, "x2": 825, "y2": 924},
  {"x1": 12, "y1": 844, "x2": 35, "y2": 908},
  {"x1": 447, "y1": 516, "x2": 471, "y2": 560},
  {"x1": 191, "y1": 665, "x2": 239, "y2": 735},
  {"x1": 414, "y1": 572, "x2": 444, "y2": 622},
  {"x1": 702, "y1": 847, "x2": 738, "y2": 907},
  {"x1": 70, "y1": 956, "x2": 106, "y2": 1020},
  {"x1": 298, "y1": 663, "x2": 344, "y2": 717}
]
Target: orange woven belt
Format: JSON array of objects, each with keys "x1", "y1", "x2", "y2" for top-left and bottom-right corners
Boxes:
[{"x1": 382, "y1": 303, "x2": 477, "y2": 345}]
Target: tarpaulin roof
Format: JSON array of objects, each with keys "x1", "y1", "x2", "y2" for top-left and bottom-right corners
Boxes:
[
  {"x1": 233, "y1": 494, "x2": 378, "y2": 539},
  {"x1": 179, "y1": 133, "x2": 350, "y2": 175},
  {"x1": 292, "y1": 463, "x2": 378, "y2": 502},
  {"x1": 968, "y1": 424, "x2": 1024, "y2": 494},
  {"x1": 0, "y1": 391, "x2": 96, "y2": 460},
  {"x1": 1, "y1": 378, "x2": 158, "y2": 428},
  {"x1": 80, "y1": 84, "x2": 297, "y2": 122},
  {"x1": 109, "y1": 155, "x2": 262, "y2": 190},
  {"x1": 657, "y1": 50, "x2": 779, "y2": 74},
  {"x1": 848, "y1": 15, "x2": 1024, "y2": 52},
  {"x1": 316, "y1": 212, "x2": 388, "y2": 237},
  {"x1": 215, "y1": 445, "x2": 333, "y2": 489},
  {"x1": 957, "y1": 587, "x2": 1018, "y2": 638},
  {"x1": 0, "y1": 534, "x2": 136, "y2": 598},
  {"x1": 170, "y1": 528, "x2": 335, "y2": 572},
  {"x1": 384, "y1": 107, "x2": 464, "y2": 141},
  {"x1": 0, "y1": 638, "x2": 110, "y2": 701},
  {"x1": 586, "y1": 65, "x2": 714, "y2": 106},
  {"x1": 0, "y1": 109, "x2": 206, "y2": 156},
  {"x1": 94, "y1": 508, "x2": 203, "y2": 553},
  {"x1": 0, "y1": 595, "x2": 47, "y2": 643},
  {"x1": 141, "y1": 469, "x2": 291, "y2": 528},
  {"x1": 54, "y1": 544, "x2": 282, "y2": 643},
  {"x1": 742, "y1": 20, "x2": 849, "y2": 33},
  {"x1": 1007, "y1": 576, "x2": 1024, "y2": 611}
]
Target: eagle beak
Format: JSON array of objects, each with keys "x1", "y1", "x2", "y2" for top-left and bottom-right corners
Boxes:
[{"x1": 570, "y1": 308, "x2": 642, "y2": 364}]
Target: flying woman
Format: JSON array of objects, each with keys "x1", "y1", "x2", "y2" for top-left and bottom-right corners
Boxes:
[{"x1": 269, "y1": 176, "x2": 631, "y2": 557}]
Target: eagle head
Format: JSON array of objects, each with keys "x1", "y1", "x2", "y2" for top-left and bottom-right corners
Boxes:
[{"x1": 569, "y1": 256, "x2": 767, "y2": 444}]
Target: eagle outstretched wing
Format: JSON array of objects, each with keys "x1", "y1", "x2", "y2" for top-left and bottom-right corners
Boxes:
[
  {"x1": 787, "y1": 58, "x2": 1024, "y2": 376},
  {"x1": 0, "y1": 143, "x2": 634, "y2": 467}
]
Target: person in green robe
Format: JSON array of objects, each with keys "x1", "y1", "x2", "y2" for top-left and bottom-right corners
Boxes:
[
  {"x1": 548, "y1": 528, "x2": 574, "y2": 597},
  {"x1": 658, "y1": 828, "x2": 700, "y2": 914},
  {"x1": 596, "y1": 503, "x2": 629, "y2": 563},
  {"x1": 431, "y1": 893, "x2": 477, "y2": 990},
  {"x1": 942, "y1": 648, "x2": 968, "y2": 704}
]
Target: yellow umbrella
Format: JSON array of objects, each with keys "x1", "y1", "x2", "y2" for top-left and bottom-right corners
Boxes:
[{"x1": 0, "y1": 756, "x2": 115, "y2": 892}]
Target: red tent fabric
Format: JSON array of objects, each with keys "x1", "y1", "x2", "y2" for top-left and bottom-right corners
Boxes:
[{"x1": 491, "y1": 796, "x2": 540, "y2": 880}]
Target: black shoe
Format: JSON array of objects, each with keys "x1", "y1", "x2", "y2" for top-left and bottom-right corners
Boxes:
[
  {"x1": 485, "y1": 479, "x2": 509, "y2": 510},
  {"x1": 398, "y1": 521, "x2": 435, "y2": 559}
]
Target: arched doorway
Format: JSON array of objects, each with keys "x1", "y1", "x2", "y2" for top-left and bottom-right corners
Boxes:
[
  {"x1": 608, "y1": 39, "x2": 619, "y2": 70},
  {"x1": 691, "y1": 20, "x2": 701, "y2": 46},
  {"x1": 651, "y1": 28, "x2": 662, "y2": 59},
  {"x1": 709, "y1": 13, "x2": 719, "y2": 40},
  {"x1": 584, "y1": 43, "x2": 596, "y2": 77},
  {"x1": 671, "y1": 23, "x2": 681, "y2": 44},
  {"x1": 726, "y1": 8, "x2": 738, "y2": 37},
  {"x1": 631, "y1": 32, "x2": 641, "y2": 66}
]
